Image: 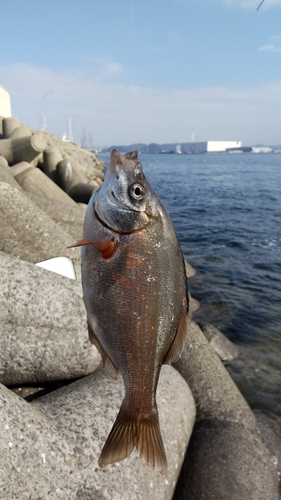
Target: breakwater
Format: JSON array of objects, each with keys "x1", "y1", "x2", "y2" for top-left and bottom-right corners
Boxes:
[{"x1": 0, "y1": 120, "x2": 279, "y2": 499}]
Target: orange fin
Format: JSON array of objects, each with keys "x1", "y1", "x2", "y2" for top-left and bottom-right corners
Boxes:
[
  {"x1": 67, "y1": 239, "x2": 118, "y2": 259},
  {"x1": 99, "y1": 402, "x2": 167, "y2": 474},
  {"x1": 164, "y1": 306, "x2": 188, "y2": 365},
  {"x1": 88, "y1": 321, "x2": 119, "y2": 380}
]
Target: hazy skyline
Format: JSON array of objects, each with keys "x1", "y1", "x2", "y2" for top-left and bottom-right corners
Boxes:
[{"x1": 1, "y1": 0, "x2": 281, "y2": 146}]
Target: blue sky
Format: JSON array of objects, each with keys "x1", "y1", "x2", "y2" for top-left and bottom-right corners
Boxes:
[{"x1": 1, "y1": 0, "x2": 281, "y2": 147}]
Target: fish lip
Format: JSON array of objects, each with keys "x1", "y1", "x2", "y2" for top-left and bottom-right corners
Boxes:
[{"x1": 94, "y1": 206, "x2": 149, "y2": 236}]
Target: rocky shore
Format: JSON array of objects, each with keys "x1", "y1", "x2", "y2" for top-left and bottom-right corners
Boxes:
[{"x1": 0, "y1": 117, "x2": 280, "y2": 499}]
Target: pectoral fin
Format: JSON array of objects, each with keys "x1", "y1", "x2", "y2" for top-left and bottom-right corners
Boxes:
[
  {"x1": 87, "y1": 321, "x2": 119, "y2": 380},
  {"x1": 164, "y1": 307, "x2": 188, "y2": 365},
  {"x1": 67, "y1": 239, "x2": 118, "y2": 259}
]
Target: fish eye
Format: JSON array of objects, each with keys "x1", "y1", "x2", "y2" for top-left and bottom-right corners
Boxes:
[{"x1": 129, "y1": 183, "x2": 145, "y2": 201}]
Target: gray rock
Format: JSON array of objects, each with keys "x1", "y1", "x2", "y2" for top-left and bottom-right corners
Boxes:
[
  {"x1": 0, "y1": 182, "x2": 81, "y2": 279},
  {"x1": 199, "y1": 322, "x2": 239, "y2": 362},
  {"x1": 0, "y1": 251, "x2": 100, "y2": 385},
  {"x1": 14, "y1": 165, "x2": 77, "y2": 206},
  {"x1": 24, "y1": 191, "x2": 86, "y2": 240},
  {"x1": 173, "y1": 321, "x2": 279, "y2": 499},
  {"x1": 34, "y1": 365, "x2": 196, "y2": 500},
  {"x1": 0, "y1": 366, "x2": 195, "y2": 499}
]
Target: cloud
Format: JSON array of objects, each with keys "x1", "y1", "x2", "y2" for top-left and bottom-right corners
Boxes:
[
  {"x1": 1, "y1": 62, "x2": 281, "y2": 146},
  {"x1": 222, "y1": 0, "x2": 281, "y2": 8},
  {"x1": 258, "y1": 36, "x2": 281, "y2": 54}
]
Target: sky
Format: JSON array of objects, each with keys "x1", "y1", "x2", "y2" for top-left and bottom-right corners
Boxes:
[{"x1": 1, "y1": 0, "x2": 281, "y2": 147}]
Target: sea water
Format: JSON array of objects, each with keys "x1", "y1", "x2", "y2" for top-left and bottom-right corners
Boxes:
[{"x1": 142, "y1": 153, "x2": 281, "y2": 418}]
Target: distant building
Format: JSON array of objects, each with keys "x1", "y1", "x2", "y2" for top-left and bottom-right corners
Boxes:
[
  {"x1": 182, "y1": 141, "x2": 241, "y2": 153},
  {"x1": 0, "y1": 85, "x2": 12, "y2": 117}
]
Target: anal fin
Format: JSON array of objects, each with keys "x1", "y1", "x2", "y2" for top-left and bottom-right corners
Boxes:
[
  {"x1": 164, "y1": 306, "x2": 188, "y2": 365},
  {"x1": 87, "y1": 320, "x2": 119, "y2": 380}
]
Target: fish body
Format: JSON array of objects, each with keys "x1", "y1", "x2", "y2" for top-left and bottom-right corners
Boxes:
[{"x1": 77, "y1": 150, "x2": 188, "y2": 473}]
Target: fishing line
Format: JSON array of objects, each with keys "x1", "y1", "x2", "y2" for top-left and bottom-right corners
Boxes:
[
  {"x1": 256, "y1": 0, "x2": 265, "y2": 10},
  {"x1": 131, "y1": 0, "x2": 135, "y2": 149}
]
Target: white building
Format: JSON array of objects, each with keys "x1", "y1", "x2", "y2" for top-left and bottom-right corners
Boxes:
[
  {"x1": 183, "y1": 141, "x2": 241, "y2": 153},
  {"x1": 0, "y1": 85, "x2": 12, "y2": 117},
  {"x1": 206, "y1": 141, "x2": 241, "y2": 152}
]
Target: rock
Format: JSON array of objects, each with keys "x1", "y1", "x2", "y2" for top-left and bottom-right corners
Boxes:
[
  {"x1": 14, "y1": 165, "x2": 77, "y2": 205},
  {"x1": 0, "y1": 182, "x2": 81, "y2": 279},
  {"x1": 0, "y1": 130, "x2": 47, "y2": 165},
  {"x1": 173, "y1": 321, "x2": 279, "y2": 500},
  {"x1": 199, "y1": 322, "x2": 239, "y2": 362},
  {"x1": 0, "y1": 251, "x2": 100, "y2": 385},
  {"x1": 1, "y1": 366, "x2": 195, "y2": 499},
  {"x1": 34, "y1": 365, "x2": 196, "y2": 500},
  {"x1": 24, "y1": 191, "x2": 85, "y2": 240}
]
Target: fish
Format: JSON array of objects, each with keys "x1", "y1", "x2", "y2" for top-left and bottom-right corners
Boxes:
[{"x1": 70, "y1": 149, "x2": 188, "y2": 474}]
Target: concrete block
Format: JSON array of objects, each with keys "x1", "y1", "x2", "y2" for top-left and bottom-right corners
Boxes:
[
  {"x1": 14, "y1": 166, "x2": 77, "y2": 205},
  {"x1": 9, "y1": 160, "x2": 32, "y2": 177},
  {"x1": 69, "y1": 182, "x2": 97, "y2": 204},
  {"x1": 199, "y1": 322, "x2": 239, "y2": 362},
  {"x1": 0, "y1": 182, "x2": 81, "y2": 278},
  {"x1": 56, "y1": 158, "x2": 88, "y2": 193},
  {"x1": 0, "y1": 164, "x2": 22, "y2": 190},
  {"x1": 173, "y1": 419, "x2": 279, "y2": 500},
  {"x1": 0, "y1": 251, "x2": 100, "y2": 385},
  {"x1": 0, "y1": 131, "x2": 47, "y2": 165},
  {"x1": 173, "y1": 321, "x2": 279, "y2": 500},
  {"x1": 34, "y1": 366, "x2": 196, "y2": 499},
  {"x1": 0, "y1": 382, "x2": 80, "y2": 499},
  {"x1": 24, "y1": 191, "x2": 85, "y2": 240},
  {"x1": 43, "y1": 146, "x2": 63, "y2": 182},
  {"x1": 2, "y1": 116, "x2": 21, "y2": 138}
]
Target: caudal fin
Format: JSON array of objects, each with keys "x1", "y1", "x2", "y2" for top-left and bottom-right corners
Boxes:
[{"x1": 98, "y1": 402, "x2": 167, "y2": 474}]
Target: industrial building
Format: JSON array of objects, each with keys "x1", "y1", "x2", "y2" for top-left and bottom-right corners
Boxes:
[
  {"x1": 182, "y1": 141, "x2": 242, "y2": 153},
  {"x1": 0, "y1": 85, "x2": 12, "y2": 117}
]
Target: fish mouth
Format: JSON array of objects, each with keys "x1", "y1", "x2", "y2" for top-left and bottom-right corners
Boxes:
[{"x1": 94, "y1": 206, "x2": 148, "y2": 236}]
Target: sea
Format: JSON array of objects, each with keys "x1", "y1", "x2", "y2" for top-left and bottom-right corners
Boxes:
[{"x1": 130, "y1": 152, "x2": 281, "y2": 419}]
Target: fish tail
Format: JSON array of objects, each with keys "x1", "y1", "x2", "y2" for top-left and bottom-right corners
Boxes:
[
  {"x1": 136, "y1": 408, "x2": 167, "y2": 474},
  {"x1": 98, "y1": 401, "x2": 167, "y2": 474}
]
